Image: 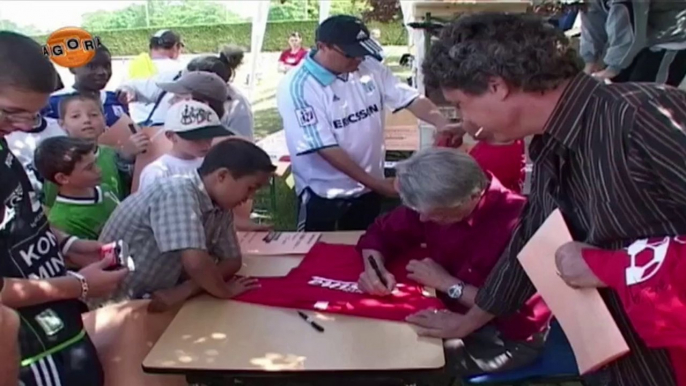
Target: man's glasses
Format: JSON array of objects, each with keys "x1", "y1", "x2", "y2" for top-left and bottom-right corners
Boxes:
[
  {"x1": 0, "y1": 109, "x2": 42, "y2": 127},
  {"x1": 331, "y1": 45, "x2": 354, "y2": 59}
]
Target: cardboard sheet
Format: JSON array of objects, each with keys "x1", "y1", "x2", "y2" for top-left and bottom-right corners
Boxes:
[
  {"x1": 238, "y1": 231, "x2": 321, "y2": 255},
  {"x1": 517, "y1": 209, "x2": 630, "y2": 374}
]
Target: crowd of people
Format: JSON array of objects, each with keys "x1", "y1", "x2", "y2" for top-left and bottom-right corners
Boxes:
[{"x1": 1, "y1": 3, "x2": 686, "y2": 386}]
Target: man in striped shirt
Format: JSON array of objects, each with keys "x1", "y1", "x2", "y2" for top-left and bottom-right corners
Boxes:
[{"x1": 417, "y1": 12, "x2": 686, "y2": 386}]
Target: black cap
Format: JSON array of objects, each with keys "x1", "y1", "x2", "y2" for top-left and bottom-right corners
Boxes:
[
  {"x1": 149, "y1": 29, "x2": 183, "y2": 50},
  {"x1": 315, "y1": 15, "x2": 383, "y2": 60}
]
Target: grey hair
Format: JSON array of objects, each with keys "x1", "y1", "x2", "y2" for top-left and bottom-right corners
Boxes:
[{"x1": 395, "y1": 148, "x2": 487, "y2": 211}]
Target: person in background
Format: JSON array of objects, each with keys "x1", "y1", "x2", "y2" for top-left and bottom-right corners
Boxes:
[
  {"x1": 187, "y1": 55, "x2": 255, "y2": 141},
  {"x1": 94, "y1": 140, "x2": 276, "y2": 310},
  {"x1": 137, "y1": 98, "x2": 231, "y2": 191},
  {"x1": 120, "y1": 30, "x2": 185, "y2": 126},
  {"x1": 424, "y1": 12, "x2": 686, "y2": 385},
  {"x1": 435, "y1": 121, "x2": 525, "y2": 194},
  {"x1": 44, "y1": 45, "x2": 129, "y2": 128},
  {"x1": 35, "y1": 137, "x2": 120, "y2": 246},
  {"x1": 0, "y1": 30, "x2": 128, "y2": 386},
  {"x1": 42, "y1": 94, "x2": 147, "y2": 207},
  {"x1": 370, "y1": 28, "x2": 386, "y2": 62},
  {"x1": 357, "y1": 148, "x2": 550, "y2": 376},
  {"x1": 278, "y1": 32, "x2": 308, "y2": 73},
  {"x1": 277, "y1": 15, "x2": 454, "y2": 232},
  {"x1": 581, "y1": 0, "x2": 686, "y2": 85},
  {"x1": 220, "y1": 44, "x2": 246, "y2": 83}
]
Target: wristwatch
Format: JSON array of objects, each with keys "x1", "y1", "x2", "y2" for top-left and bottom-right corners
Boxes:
[
  {"x1": 447, "y1": 281, "x2": 465, "y2": 300},
  {"x1": 67, "y1": 271, "x2": 89, "y2": 300}
]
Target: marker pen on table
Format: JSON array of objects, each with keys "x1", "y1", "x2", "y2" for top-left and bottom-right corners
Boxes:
[{"x1": 297, "y1": 311, "x2": 325, "y2": 333}]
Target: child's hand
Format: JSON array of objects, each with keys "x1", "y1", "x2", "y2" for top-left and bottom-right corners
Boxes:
[
  {"x1": 121, "y1": 132, "x2": 151, "y2": 159},
  {"x1": 225, "y1": 276, "x2": 260, "y2": 298}
]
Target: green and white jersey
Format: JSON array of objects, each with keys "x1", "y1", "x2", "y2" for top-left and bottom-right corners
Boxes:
[
  {"x1": 48, "y1": 186, "x2": 120, "y2": 240},
  {"x1": 43, "y1": 146, "x2": 125, "y2": 208}
]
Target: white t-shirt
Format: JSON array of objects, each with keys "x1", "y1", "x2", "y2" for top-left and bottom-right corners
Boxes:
[
  {"x1": 223, "y1": 86, "x2": 254, "y2": 141},
  {"x1": 137, "y1": 154, "x2": 203, "y2": 191},
  {"x1": 276, "y1": 53, "x2": 419, "y2": 199},
  {"x1": 125, "y1": 57, "x2": 184, "y2": 125},
  {"x1": 6, "y1": 119, "x2": 66, "y2": 192}
]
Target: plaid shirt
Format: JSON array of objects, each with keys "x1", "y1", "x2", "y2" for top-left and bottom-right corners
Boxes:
[{"x1": 94, "y1": 171, "x2": 240, "y2": 306}]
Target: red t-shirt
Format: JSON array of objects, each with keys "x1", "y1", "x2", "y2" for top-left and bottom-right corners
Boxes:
[
  {"x1": 435, "y1": 136, "x2": 526, "y2": 194},
  {"x1": 582, "y1": 236, "x2": 686, "y2": 385},
  {"x1": 278, "y1": 48, "x2": 308, "y2": 67},
  {"x1": 235, "y1": 243, "x2": 445, "y2": 321}
]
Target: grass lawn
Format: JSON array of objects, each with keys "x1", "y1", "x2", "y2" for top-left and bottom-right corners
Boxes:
[{"x1": 251, "y1": 47, "x2": 412, "y2": 230}]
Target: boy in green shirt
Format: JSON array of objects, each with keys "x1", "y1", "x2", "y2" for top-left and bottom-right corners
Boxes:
[
  {"x1": 41, "y1": 93, "x2": 148, "y2": 207},
  {"x1": 35, "y1": 137, "x2": 119, "y2": 249}
]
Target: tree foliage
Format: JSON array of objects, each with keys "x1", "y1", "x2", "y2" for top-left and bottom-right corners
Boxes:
[
  {"x1": 267, "y1": 0, "x2": 369, "y2": 22},
  {"x1": 81, "y1": 0, "x2": 246, "y2": 31},
  {"x1": 0, "y1": 19, "x2": 44, "y2": 35},
  {"x1": 361, "y1": 0, "x2": 402, "y2": 23}
]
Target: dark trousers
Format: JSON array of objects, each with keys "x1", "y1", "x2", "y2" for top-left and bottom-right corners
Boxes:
[
  {"x1": 19, "y1": 335, "x2": 104, "y2": 386},
  {"x1": 612, "y1": 47, "x2": 686, "y2": 86},
  {"x1": 297, "y1": 188, "x2": 382, "y2": 231}
]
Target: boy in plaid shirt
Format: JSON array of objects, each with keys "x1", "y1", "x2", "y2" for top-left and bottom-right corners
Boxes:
[{"x1": 93, "y1": 133, "x2": 275, "y2": 310}]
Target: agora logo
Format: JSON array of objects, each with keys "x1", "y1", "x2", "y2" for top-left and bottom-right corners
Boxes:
[{"x1": 42, "y1": 27, "x2": 102, "y2": 68}]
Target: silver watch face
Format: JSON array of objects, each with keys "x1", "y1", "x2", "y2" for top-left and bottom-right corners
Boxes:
[{"x1": 448, "y1": 283, "x2": 463, "y2": 299}]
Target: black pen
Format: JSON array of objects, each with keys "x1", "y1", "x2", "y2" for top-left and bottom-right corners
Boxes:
[
  {"x1": 367, "y1": 256, "x2": 389, "y2": 288},
  {"x1": 297, "y1": 311, "x2": 324, "y2": 333}
]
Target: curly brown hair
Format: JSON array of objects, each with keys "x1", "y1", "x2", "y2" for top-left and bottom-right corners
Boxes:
[{"x1": 423, "y1": 12, "x2": 582, "y2": 95}]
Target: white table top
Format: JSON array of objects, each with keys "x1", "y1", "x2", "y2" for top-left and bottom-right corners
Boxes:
[{"x1": 143, "y1": 231, "x2": 445, "y2": 373}]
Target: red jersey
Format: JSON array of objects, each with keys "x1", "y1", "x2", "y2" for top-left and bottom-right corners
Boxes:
[
  {"x1": 235, "y1": 243, "x2": 445, "y2": 321},
  {"x1": 357, "y1": 176, "x2": 550, "y2": 341},
  {"x1": 278, "y1": 48, "x2": 308, "y2": 67},
  {"x1": 435, "y1": 136, "x2": 526, "y2": 194},
  {"x1": 582, "y1": 236, "x2": 686, "y2": 385}
]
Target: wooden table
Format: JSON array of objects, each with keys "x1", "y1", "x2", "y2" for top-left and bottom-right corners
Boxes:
[{"x1": 143, "y1": 232, "x2": 446, "y2": 385}]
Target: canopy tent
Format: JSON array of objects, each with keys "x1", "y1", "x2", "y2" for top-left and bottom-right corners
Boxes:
[{"x1": 246, "y1": 0, "x2": 416, "y2": 99}]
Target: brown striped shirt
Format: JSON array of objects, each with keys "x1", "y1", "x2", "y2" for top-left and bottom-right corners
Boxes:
[{"x1": 476, "y1": 73, "x2": 686, "y2": 386}]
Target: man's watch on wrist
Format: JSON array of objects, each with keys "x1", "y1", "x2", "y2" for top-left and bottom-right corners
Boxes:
[
  {"x1": 447, "y1": 281, "x2": 465, "y2": 300},
  {"x1": 66, "y1": 271, "x2": 88, "y2": 300}
]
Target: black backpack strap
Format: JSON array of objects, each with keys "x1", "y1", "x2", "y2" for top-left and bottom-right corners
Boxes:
[{"x1": 139, "y1": 70, "x2": 182, "y2": 126}]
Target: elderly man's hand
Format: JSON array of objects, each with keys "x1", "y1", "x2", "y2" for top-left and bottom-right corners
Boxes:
[
  {"x1": 406, "y1": 258, "x2": 455, "y2": 292},
  {"x1": 555, "y1": 241, "x2": 606, "y2": 289},
  {"x1": 406, "y1": 309, "x2": 465, "y2": 338}
]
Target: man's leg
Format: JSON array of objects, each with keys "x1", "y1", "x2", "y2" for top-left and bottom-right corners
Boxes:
[
  {"x1": 0, "y1": 305, "x2": 20, "y2": 386},
  {"x1": 443, "y1": 326, "x2": 545, "y2": 378},
  {"x1": 338, "y1": 192, "x2": 382, "y2": 231},
  {"x1": 19, "y1": 335, "x2": 104, "y2": 386},
  {"x1": 296, "y1": 188, "x2": 347, "y2": 231}
]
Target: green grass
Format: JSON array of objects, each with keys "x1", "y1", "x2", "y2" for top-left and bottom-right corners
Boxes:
[{"x1": 251, "y1": 48, "x2": 412, "y2": 229}]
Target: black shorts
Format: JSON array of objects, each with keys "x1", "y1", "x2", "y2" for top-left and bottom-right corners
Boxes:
[{"x1": 19, "y1": 334, "x2": 103, "y2": 386}]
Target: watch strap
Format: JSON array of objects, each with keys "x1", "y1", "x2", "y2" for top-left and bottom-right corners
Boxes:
[{"x1": 66, "y1": 271, "x2": 88, "y2": 300}]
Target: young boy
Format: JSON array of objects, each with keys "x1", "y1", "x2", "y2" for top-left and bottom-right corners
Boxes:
[
  {"x1": 137, "y1": 81, "x2": 230, "y2": 191},
  {"x1": 35, "y1": 137, "x2": 119, "y2": 243},
  {"x1": 43, "y1": 45, "x2": 129, "y2": 127},
  {"x1": 93, "y1": 137, "x2": 276, "y2": 309},
  {"x1": 42, "y1": 93, "x2": 147, "y2": 207}
]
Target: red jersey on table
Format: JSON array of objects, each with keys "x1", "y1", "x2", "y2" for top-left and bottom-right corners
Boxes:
[
  {"x1": 278, "y1": 48, "x2": 308, "y2": 67},
  {"x1": 435, "y1": 134, "x2": 525, "y2": 194},
  {"x1": 582, "y1": 236, "x2": 686, "y2": 385},
  {"x1": 235, "y1": 243, "x2": 445, "y2": 321}
]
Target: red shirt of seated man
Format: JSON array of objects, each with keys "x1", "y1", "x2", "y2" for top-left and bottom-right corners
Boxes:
[{"x1": 357, "y1": 171, "x2": 549, "y2": 343}]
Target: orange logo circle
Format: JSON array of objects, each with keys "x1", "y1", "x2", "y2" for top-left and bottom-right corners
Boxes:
[{"x1": 43, "y1": 27, "x2": 101, "y2": 68}]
